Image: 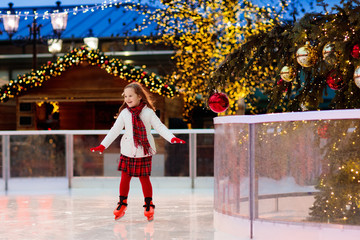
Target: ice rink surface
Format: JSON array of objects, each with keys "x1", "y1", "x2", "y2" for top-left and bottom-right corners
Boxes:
[{"x1": 0, "y1": 187, "x2": 238, "y2": 240}]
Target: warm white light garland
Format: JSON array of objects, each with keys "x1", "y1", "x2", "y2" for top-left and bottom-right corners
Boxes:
[{"x1": 0, "y1": 0, "x2": 153, "y2": 20}]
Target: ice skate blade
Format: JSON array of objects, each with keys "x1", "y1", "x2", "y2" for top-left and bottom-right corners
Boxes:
[
  {"x1": 114, "y1": 213, "x2": 125, "y2": 221},
  {"x1": 146, "y1": 216, "x2": 154, "y2": 222}
]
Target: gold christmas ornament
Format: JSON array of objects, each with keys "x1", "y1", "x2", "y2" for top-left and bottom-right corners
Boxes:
[
  {"x1": 280, "y1": 66, "x2": 296, "y2": 82},
  {"x1": 354, "y1": 65, "x2": 360, "y2": 88},
  {"x1": 322, "y1": 42, "x2": 337, "y2": 65},
  {"x1": 296, "y1": 43, "x2": 318, "y2": 67}
]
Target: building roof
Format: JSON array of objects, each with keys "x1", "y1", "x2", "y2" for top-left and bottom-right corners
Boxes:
[{"x1": 0, "y1": 3, "x2": 159, "y2": 41}]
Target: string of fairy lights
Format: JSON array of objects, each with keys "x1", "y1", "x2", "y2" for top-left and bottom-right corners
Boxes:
[
  {"x1": 0, "y1": 47, "x2": 177, "y2": 102},
  {"x1": 0, "y1": 0, "x2": 143, "y2": 19}
]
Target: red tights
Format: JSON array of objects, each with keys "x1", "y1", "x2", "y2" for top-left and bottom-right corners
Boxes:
[{"x1": 119, "y1": 171, "x2": 153, "y2": 198}]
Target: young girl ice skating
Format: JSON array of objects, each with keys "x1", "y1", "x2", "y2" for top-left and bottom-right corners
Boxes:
[{"x1": 90, "y1": 82, "x2": 185, "y2": 221}]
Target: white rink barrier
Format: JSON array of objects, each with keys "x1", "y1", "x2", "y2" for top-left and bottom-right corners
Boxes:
[
  {"x1": 214, "y1": 109, "x2": 360, "y2": 240},
  {"x1": 0, "y1": 129, "x2": 214, "y2": 191}
]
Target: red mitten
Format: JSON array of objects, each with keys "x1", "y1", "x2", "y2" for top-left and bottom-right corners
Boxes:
[
  {"x1": 171, "y1": 137, "x2": 186, "y2": 144},
  {"x1": 90, "y1": 145, "x2": 105, "y2": 154}
]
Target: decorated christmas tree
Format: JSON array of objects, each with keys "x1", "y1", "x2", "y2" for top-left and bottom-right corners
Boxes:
[{"x1": 213, "y1": 0, "x2": 360, "y2": 114}]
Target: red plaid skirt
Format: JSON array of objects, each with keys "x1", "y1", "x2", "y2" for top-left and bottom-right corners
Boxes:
[{"x1": 118, "y1": 155, "x2": 152, "y2": 177}]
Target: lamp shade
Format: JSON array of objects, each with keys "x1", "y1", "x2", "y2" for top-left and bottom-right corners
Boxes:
[
  {"x1": 50, "y1": 12, "x2": 68, "y2": 33},
  {"x1": 2, "y1": 14, "x2": 20, "y2": 35},
  {"x1": 84, "y1": 37, "x2": 99, "y2": 50},
  {"x1": 48, "y1": 39, "x2": 63, "y2": 54}
]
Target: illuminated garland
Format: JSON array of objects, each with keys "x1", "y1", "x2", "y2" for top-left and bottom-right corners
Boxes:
[
  {"x1": 0, "y1": 47, "x2": 178, "y2": 102},
  {"x1": 0, "y1": 0, "x2": 147, "y2": 20}
]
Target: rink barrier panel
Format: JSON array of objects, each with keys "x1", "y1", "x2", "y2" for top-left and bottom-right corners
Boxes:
[
  {"x1": 248, "y1": 123, "x2": 255, "y2": 239},
  {"x1": 66, "y1": 134, "x2": 74, "y2": 189},
  {"x1": 1, "y1": 135, "x2": 10, "y2": 191},
  {"x1": 213, "y1": 109, "x2": 360, "y2": 240},
  {"x1": 189, "y1": 133, "x2": 197, "y2": 189},
  {"x1": 0, "y1": 129, "x2": 214, "y2": 191}
]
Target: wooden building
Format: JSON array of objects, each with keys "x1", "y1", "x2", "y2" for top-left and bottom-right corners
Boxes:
[{"x1": 0, "y1": 49, "x2": 183, "y2": 130}]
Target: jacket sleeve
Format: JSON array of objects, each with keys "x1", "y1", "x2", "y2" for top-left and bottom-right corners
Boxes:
[
  {"x1": 100, "y1": 112, "x2": 125, "y2": 148},
  {"x1": 149, "y1": 110, "x2": 175, "y2": 143}
]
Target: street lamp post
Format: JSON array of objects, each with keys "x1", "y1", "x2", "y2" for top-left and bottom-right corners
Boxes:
[
  {"x1": 30, "y1": 17, "x2": 41, "y2": 70},
  {"x1": 2, "y1": 2, "x2": 68, "y2": 70}
]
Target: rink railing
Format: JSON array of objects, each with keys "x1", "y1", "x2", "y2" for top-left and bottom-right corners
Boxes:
[
  {"x1": 0, "y1": 129, "x2": 214, "y2": 191},
  {"x1": 213, "y1": 109, "x2": 360, "y2": 239}
]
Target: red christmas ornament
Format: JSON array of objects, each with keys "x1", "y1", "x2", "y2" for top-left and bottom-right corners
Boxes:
[
  {"x1": 351, "y1": 44, "x2": 360, "y2": 59},
  {"x1": 47, "y1": 61, "x2": 52, "y2": 66},
  {"x1": 208, "y1": 92, "x2": 229, "y2": 113},
  {"x1": 277, "y1": 79, "x2": 288, "y2": 92},
  {"x1": 317, "y1": 123, "x2": 330, "y2": 139},
  {"x1": 104, "y1": 60, "x2": 109, "y2": 64},
  {"x1": 326, "y1": 70, "x2": 344, "y2": 90}
]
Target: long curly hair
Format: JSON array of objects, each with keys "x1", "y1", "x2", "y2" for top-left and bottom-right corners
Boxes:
[{"x1": 115, "y1": 82, "x2": 155, "y2": 118}]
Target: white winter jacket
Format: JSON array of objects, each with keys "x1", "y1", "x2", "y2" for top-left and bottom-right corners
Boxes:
[{"x1": 100, "y1": 106, "x2": 175, "y2": 158}]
